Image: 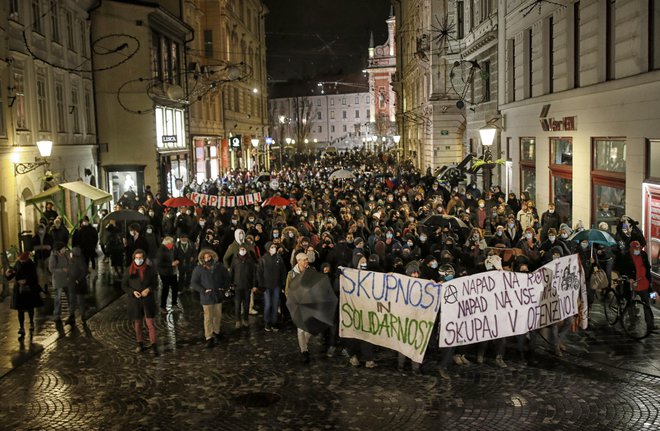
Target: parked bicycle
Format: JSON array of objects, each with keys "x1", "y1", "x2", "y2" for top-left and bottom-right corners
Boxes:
[{"x1": 602, "y1": 276, "x2": 653, "y2": 340}]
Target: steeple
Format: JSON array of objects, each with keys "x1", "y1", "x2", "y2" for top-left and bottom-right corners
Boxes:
[{"x1": 368, "y1": 31, "x2": 374, "y2": 58}]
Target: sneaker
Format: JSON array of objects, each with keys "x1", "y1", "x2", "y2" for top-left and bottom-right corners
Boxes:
[
  {"x1": 302, "y1": 351, "x2": 310, "y2": 364},
  {"x1": 241, "y1": 319, "x2": 249, "y2": 328},
  {"x1": 495, "y1": 356, "x2": 508, "y2": 368},
  {"x1": 235, "y1": 321, "x2": 242, "y2": 329},
  {"x1": 476, "y1": 353, "x2": 484, "y2": 364},
  {"x1": 326, "y1": 346, "x2": 336, "y2": 358},
  {"x1": 341, "y1": 348, "x2": 350, "y2": 358},
  {"x1": 452, "y1": 354, "x2": 464, "y2": 366},
  {"x1": 271, "y1": 325, "x2": 280, "y2": 332},
  {"x1": 439, "y1": 368, "x2": 451, "y2": 379},
  {"x1": 134, "y1": 342, "x2": 145, "y2": 353},
  {"x1": 205, "y1": 338, "x2": 215, "y2": 349},
  {"x1": 249, "y1": 308, "x2": 259, "y2": 315},
  {"x1": 349, "y1": 355, "x2": 360, "y2": 367},
  {"x1": 365, "y1": 361, "x2": 377, "y2": 369},
  {"x1": 265, "y1": 324, "x2": 272, "y2": 332},
  {"x1": 460, "y1": 355, "x2": 471, "y2": 365}
]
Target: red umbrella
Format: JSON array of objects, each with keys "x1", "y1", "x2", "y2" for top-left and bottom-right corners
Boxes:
[
  {"x1": 163, "y1": 196, "x2": 196, "y2": 208},
  {"x1": 261, "y1": 196, "x2": 291, "y2": 207}
]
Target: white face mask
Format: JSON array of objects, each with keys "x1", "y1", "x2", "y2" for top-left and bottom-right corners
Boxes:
[
  {"x1": 633, "y1": 250, "x2": 641, "y2": 256},
  {"x1": 419, "y1": 235, "x2": 427, "y2": 242},
  {"x1": 548, "y1": 235, "x2": 556, "y2": 242},
  {"x1": 560, "y1": 233, "x2": 569, "y2": 239},
  {"x1": 239, "y1": 249, "x2": 247, "y2": 256},
  {"x1": 580, "y1": 242, "x2": 589, "y2": 249},
  {"x1": 525, "y1": 233, "x2": 533, "y2": 240},
  {"x1": 134, "y1": 258, "x2": 144, "y2": 266}
]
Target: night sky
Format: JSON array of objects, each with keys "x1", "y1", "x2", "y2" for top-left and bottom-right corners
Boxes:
[{"x1": 263, "y1": 0, "x2": 392, "y2": 82}]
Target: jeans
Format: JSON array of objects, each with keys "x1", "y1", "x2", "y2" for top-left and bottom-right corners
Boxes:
[
  {"x1": 160, "y1": 274, "x2": 178, "y2": 308},
  {"x1": 263, "y1": 288, "x2": 280, "y2": 325},
  {"x1": 53, "y1": 285, "x2": 75, "y2": 319},
  {"x1": 234, "y1": 288, "x2": 250, "y2": 322}
]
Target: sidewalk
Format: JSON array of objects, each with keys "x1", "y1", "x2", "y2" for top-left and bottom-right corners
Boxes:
[{"x1": 0, "y1": 259, "x2": 123, "y2": 377}]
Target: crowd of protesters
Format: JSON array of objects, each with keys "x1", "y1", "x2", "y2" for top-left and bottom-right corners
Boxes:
[{"x1": 5, "y1": 149, "x2": 655, "y2": 374}]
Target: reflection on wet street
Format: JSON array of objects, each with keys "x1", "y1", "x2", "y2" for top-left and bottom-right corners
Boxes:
[{"x1": 0, "y1": 260, "x2": 659, "y2": 430}]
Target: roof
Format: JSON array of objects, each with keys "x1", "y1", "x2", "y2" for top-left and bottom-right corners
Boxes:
[{"x1": 26, "y1": 181, "x2": 112, "y2": 206}]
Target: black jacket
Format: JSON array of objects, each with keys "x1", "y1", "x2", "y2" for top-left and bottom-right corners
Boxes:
[{"x1": 257, "y1": 252, "x2": 287, "y2": 289}]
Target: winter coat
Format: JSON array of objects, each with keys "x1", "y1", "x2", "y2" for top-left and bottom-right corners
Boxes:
[
  {"x1": 72, "y1": 225, "x2": 98, "y2": 257},
  {"x1": 156, "y1": 244, "x2": 176, "y2": 277},
  {"x1": 50, "y1": 226, "x2": 70, "y2": 247},
  {"x1": 174, "y1": 241, "x2": 196, "y2": 272},
  {"x1": 121, "y1": 263, "x2": 158, "y2": 319},
  {"x1": 7, "y1": 258, "x2": 43, "y2": 310},
  {"x1": 230, "y1": 254, "x2": 256, "y2": 290},
  {"x1": 125, "y1": 234, "x2": 150, "y2": 266},
  {"x1": 190, "y1": 249, "x2": 230, "y2": 305},
  {"x1": 257, "y1": 248, "x2": 287, "y2": 289},
  {"x1": 223, "y1": 229, "x2": 255, "y2": 268},
  {"x1": 68, "y1": 247, "x2": 89, "y2": 295},
  {"x1": 48, "y1": 251, "x2": 70, "y2": 289}
]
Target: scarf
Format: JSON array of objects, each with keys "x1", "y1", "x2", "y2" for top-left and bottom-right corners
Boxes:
[
  {"x1": 630, "y1": 250, "x2": 649, "y2": 292},
  {"x1": 129, "y1": 262, "x2": 146, "y2": 281}
]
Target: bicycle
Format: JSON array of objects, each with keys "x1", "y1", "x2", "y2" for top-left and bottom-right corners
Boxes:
[{"x1": 602, "y1": 276, "x2": 653, "y2": 340}]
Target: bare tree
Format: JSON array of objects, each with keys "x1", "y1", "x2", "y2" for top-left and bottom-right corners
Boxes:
[{"x1": 291, "y1": 97, "x2": 314, "y2": 153}]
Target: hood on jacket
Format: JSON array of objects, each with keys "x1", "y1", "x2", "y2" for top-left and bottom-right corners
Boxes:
[
  {"x1": 197, "y1": 248, "x2": 219, "y2": 265},
  {"x1": 234, "y1": 229, "x2": 245, "y2": 244}
]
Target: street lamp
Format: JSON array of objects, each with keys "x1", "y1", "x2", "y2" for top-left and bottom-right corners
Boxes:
[
  {"x1": 479, "y1": 122, "x2": 498, "y2": 189},
  {"x1": 15, "y1": 140, "x2": 53, "y2": 175}
]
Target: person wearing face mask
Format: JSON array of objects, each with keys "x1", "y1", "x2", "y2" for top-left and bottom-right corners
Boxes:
[
  {"x1": 617, "y1": 241, "x2": 655, "y2": 308},
  {"x1": 557, "y1": 223, "x2": 576, "y2": 254},
  {"x1": 50, "y1": 217, "x2": 70, "y2": 247},
  {"x1": 257, "y1": 242, "x2": 287, "y2": 331},
  {"x1": 223, "y1": 229, "x2": 254, "y2": 268},
  {"x1": 504, "y1": 216, "x2": 522, "y2": 246},
  {"x1": 175, "y1": 207, "x2": 194, "y2": 239},
  {"x1": 540, "y1": 203, "x2": 561, "y2": 242},
  {"x1": 191, "y1": 249, "x2": 229, "y2": 348},
  {"x1": 488, "y1": 225, "x2": 511, "y2": 248},
  {"x1": 125, "y1": 223, "x2": 149, "y2": 267},
  {"x1": 174, "y1": 234, "x2": 196, "y2": 294},
  {"x1": 230, "y1": 245, "x2": 256, "y2": 329},
  {"x1": 420, "y1": 256, "x2": 441, "y2": 281},
  {"x1": 516, "y1": 227, "x2": 541, "y2": 268},
  {"x1": 122, "y1": 249, "x2": 158, "y2": 354},
  {"x1": 615, "y1": 216, "x2": 647, "y2": 253},
  {"x1": 539, "y1": 228, "x2": 570, "y2": 259},
  {"x1": 142, "y1": 224, "x2": 160, "y2": 263},
  {"x1": 156, "y1": 236, "x2": 180, "y2": 313}
]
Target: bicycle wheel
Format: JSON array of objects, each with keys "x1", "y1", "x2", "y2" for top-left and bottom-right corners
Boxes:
[
  {"x1": 621, "y1": 300, "x2": 652, "y2": 340},
  {"x1": 602, "y1": 288, "x2": 620, "y2": 325}
]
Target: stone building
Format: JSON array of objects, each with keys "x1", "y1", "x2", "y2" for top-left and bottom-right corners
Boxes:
[{"x1": 0, "y1": 0, "x2": 97, "y2": 250}]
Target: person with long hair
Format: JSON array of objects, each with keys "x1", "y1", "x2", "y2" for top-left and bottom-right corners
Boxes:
[{"x1": 122, "y1": 249, "x2": 158, "y2": 354}]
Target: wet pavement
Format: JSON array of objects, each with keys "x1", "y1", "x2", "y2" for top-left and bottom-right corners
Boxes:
[{"x1": 1, "y1": 265, "x2": 659, "y2": 430}]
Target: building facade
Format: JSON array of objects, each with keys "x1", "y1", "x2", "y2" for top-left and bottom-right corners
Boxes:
[
  {"x1": 0, "y1": 0, "x2": 97, "y2": 250},
  {"x1": 499, "y1": 0, "x2": 660, "y2": 251},
  {"x1": 185, "y1": 0, "x2": 269, "y2": 179},
  {"x1": 393, "y1": 0, "x2": 465, "y2": 171},
  {"x1": 366, "y1": 11, "x2": 397, "y2": 143},
  {"x1": 91, "y1": 0, "x2": 192, "y2": 200}
]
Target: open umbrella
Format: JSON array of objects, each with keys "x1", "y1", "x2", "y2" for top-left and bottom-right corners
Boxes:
[
  {"x1": 103, "y1": 209, "x2": 150, "y2": 223},
  {"x1": 329, "y1": 169, "x2": 356, "y2": 180},
  {"x1": 421, "y1": 214, "x2": 468, "y2": 229},
  {"x1": 568, "y1": 229, "x2": 617, "y2": 246},
  {"x1": 261, "y1": 196, "x2": 291, "y2": 207},
  {"x1": 163, "y1": 196, "x2": 196, "y2": 208},
  {"x1": 286, "y1": 269, "x2": 338, "y2": 335}
]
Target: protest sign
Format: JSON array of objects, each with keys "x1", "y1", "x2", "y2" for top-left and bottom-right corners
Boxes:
[
  {"x1": 185, "y1": 192, "x2": 262, "y2": 208},
  {"x1": 439, "y1": 255, "x2": 587, "y2": 348},
  {"x1": 339, "y1": 267, "x2": 442, "y2": 363}
]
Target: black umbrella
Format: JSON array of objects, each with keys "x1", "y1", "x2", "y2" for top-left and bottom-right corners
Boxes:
[
  {"x1": 286, "y1": 269, "x2": 337, "y2": 335},
  {"x1": 421, "y1": 214, "x2": 468, "y2": 229}
]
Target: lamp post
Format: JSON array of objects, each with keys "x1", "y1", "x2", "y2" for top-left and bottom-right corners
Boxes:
[
  {"x1": 251, "y1": 138, "x2": 259, "y2": 172},
  {"x1": 14, "y1": 140, "x2": 53, "y2": 175},
  {"x1": 479, "y1": 123, "x2": 497, "y2": 190}
]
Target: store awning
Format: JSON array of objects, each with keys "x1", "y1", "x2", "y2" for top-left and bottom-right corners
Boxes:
[{"x1": 26, "y1": 181, "x2": 112, "y2": 206}]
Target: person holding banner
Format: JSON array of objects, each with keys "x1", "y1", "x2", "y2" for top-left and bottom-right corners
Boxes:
[{"x1": 474, "y1": 255, "x2": 508, "y2": 368}]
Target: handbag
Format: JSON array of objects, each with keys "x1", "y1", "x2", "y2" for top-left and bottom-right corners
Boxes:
[{"x1": 589, "y1": 268, "x2": 609, "y2": 292}]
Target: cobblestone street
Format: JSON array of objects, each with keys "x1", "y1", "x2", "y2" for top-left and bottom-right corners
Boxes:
[{"x1": 1, "y1": 275, "x2": 659, "y2": 430}]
